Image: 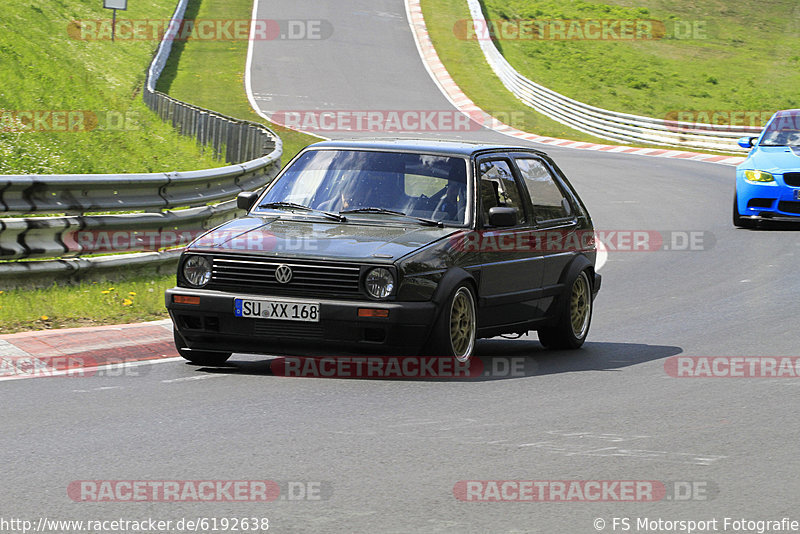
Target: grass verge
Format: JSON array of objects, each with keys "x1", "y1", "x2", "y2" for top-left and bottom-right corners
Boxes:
[
  {"x1": 0, "y1": 0, "x2": 220, "y2": 174},
  {"x1": 478, "y1": 0, "x2": 800, "y2": 119},
  {"x1": 0, "y1": 276, "x2": 175, "y2": 335}
]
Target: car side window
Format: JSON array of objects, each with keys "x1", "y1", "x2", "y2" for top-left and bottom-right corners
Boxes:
[
  {"x1": 478, "y1": 159, "x2": 526, "y2": 226},
  {"x1": 515, "y1": 158, "x2": 573, "y2": 222}
]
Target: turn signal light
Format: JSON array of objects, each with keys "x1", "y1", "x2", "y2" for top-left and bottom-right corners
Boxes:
[
  {"x1": 358, "y1": 308, "x2": 389, "y2": 318},
  {"x1": 173, "y1": 295, "x2": 201, "y2": 305}
]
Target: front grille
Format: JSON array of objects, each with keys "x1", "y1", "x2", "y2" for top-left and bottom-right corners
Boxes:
[
  {"x1": 777, "y1": 201, "x2": 800, "y2": 214},
  {"x1": 254, "y1": 320, "x2": 324, "y2": 339},
  {"x1": 208, "y1": 253, "x2": 362, "y2": 297},
  {"x1": 783, "y1": 173, "x2": 800, "y2": 187}
]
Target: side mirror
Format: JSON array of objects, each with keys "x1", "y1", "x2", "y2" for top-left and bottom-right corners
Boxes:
[
  {"x1": 737, "y1": 136, "x2": 756, "y2": 149},
  {"x1": 488, "y1": 206, "x2": 518, "y2": 227},
  {"x1": 237, "y1": 191, "x2": 260, "y2": 211}
]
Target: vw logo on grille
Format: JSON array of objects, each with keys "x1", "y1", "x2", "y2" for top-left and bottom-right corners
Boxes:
[{"x1": 275, "y1": 264, "x2": 293, "y2": 284}]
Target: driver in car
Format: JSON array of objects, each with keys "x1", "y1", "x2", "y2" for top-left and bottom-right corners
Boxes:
[{"x1": 433, "y1": 180, "x2": 466, "y2": 222}]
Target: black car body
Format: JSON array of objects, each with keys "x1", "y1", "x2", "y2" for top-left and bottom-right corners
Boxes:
[{"x1": 167, "y1": 139, "x2": 601, "y2": 364}]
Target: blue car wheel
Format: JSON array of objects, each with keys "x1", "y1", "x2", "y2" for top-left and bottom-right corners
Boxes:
[{"x1": 733, "y1": 190, "x2": 756, "y2": 228}]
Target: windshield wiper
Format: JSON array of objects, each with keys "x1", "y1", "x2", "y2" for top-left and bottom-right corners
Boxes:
[
  {"x1": 339, "y1": 207, "x2": 443, "y2": 227},
  {"x1": 259, "y1": 201, "x2": 346, "y2": 222}
]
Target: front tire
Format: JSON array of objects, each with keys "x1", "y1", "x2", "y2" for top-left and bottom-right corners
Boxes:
[
  {"x1": 733, "y1": 191, "x2": 755, "y2": 228},
  {"x1": 173, "y1": 330, "x2": 232, "y2": 366},
  {"x1": 430, "y1": 283, "x2": 477, "y2": 362},
  {"x1": 538, "y1": 270, "x2": 592, "y2": 350}
]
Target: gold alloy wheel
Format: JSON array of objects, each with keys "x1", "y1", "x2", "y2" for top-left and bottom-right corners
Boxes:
[
  {"x1": 449, "y1": 287, "x2": 476, "y2": 362},
  {"x1": 570, "y1": 272, "x2": 591, "y2": 339}
]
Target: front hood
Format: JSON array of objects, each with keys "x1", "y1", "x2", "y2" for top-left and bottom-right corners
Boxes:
[
  {"x1": 187, "y1": 215, "x2": 457, "y2": 262},
  {"x1": 740, "y1": 146, "x2": 800, "y2": 173}
]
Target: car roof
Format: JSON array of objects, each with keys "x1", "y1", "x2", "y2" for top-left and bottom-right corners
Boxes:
[{"x1": 305, "y1": 138, "x2": 549, "y2": 158}]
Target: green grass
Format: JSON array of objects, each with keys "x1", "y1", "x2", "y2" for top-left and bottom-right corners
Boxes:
[
  {"x1": 156, "y1": 0, "x2": 320, "y2": 164},
  {"x1": 422, "y1": 0, "x2": 626, "y2": 144},
  {"x1": 480, "y1": 0, "x2": 800, "y2": 118},
  {"x1": 0, "y1": 0, "x2": 221, "y2": 174},
  {"x1": 0, "y1": 275, "x2": 176, "y2": 334},
  {"x1": 432, "y1": 0, "x2": 799, "y2": 128}
]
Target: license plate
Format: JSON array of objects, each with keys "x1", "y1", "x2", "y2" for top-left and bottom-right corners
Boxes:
[
  {"x1": 795, "y1": 190, "x2": 800, "y2": 200},
  {"x1": 234, "y1": 298, "x2": 320, "y2": 322}
]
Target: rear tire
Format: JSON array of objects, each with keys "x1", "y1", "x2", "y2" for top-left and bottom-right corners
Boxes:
[
  {"x1": 538, "y1": 270, "x2": 592, "y2": 350},
  {"x1": 173, "y1": 330, "x2": 232, "y2": 366}
]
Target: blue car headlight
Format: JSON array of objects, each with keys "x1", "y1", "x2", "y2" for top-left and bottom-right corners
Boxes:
[{"x1": 744, "y1": 170, "x2": 775, "y2": 183}]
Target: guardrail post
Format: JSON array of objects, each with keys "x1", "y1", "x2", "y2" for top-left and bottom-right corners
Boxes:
[
  {"x1": 198, "y1": 112, "x2": 207, "y2": 148},
  {"x1": 236, "y1": 124, "x2": 244, "y2": 163},
  {"x1": 190, "y1": 107, "x2": 198, "y2": 139},
  {"x1": 211, "y1": 117, "x2": 221, "y2": 159},
  {"x1": 180, "y1": 104, "x2": 189, "y2": 136},
  {"x1": 244, "y1": 126, "x2": 253, "y2": 160},
  {"x1": 225, "y1": 122, "x2": 235, "y2": 163},
  {"x1": 171, "y1": 102, "x2": 179, "y2": 131}
]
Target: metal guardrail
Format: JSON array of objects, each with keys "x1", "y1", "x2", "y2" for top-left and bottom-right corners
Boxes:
[
  {"x1": 0, "y1": 200, "x2": 237, "y2": 260},
  {"x1": 0, "y1": 0, "x2": 283, "y2": 287},
  {"x1": 0, "y1": 162, "x2": 273, "y2": 215},
  {"x1": 467, "y1": 0, "x2": 762, "y2": 152}
]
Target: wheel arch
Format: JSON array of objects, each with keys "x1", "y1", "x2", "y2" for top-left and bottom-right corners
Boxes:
[
  {"x1": 546, "y1": 254, "x2": 596, "y2": 321},
  {"x1": 430, "y1": 266, "x2": 479, "y2": 309}
]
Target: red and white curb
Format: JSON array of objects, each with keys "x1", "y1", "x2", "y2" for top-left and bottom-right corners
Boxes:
[
  {"x1": 0, "y1": 320, "x2": 180, "y2": 381},
  {"x1": 404, "y1": 0, "x2": 745, "y2": 166}
]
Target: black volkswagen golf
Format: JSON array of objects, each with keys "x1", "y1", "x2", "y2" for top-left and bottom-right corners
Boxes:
[{"x1": 167, "y1": 139, "x2": 600, "y2": 364}]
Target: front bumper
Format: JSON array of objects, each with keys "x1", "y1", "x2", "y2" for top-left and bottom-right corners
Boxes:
[
  {"x1": 166, "y1": 288, "x2": 437, "y2": 355},
  {"x1": 737, "y1": 178, "x2": 800, "y2": 219}
]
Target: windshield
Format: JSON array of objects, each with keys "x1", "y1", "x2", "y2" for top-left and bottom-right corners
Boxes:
[
  {"x1": 759, "y1": 110, "x2": 800, "y2": 146},
  {"x1": 256, "y1": 149, "x2": 469, "y2": 225}
]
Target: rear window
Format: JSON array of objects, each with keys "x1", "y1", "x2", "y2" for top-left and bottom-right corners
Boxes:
[{"x1": 515, "y1": 158, "x2": 572, "y2": 222}]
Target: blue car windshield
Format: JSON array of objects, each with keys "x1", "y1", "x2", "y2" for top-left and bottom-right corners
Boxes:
[
  {"x1": 759, "y1": 111, "x2": 800, "y2": 147},
  {"x1": 256, "y1": 149, "x2": 469, "y2": 225}
]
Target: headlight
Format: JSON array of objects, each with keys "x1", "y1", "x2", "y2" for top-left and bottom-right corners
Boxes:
[
  {"x1": 183, "y1": 256, "x2": 213, "y2": 287},
  {"x1": 744, "y1": 170, "x2": 775, "y2": 182},
  {"x1": 365, "y1": 267, "x2": 394, "y2": 299}
]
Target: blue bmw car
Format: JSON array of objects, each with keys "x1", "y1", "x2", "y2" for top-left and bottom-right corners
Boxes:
[{"x1": 734, "y1": 109, "x2": 800, "y2": 227}]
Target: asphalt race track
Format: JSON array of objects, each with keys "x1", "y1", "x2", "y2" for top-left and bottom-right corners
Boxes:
[{"x1": 2, "y1": 1, "x2": 798, "y2": 533}]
